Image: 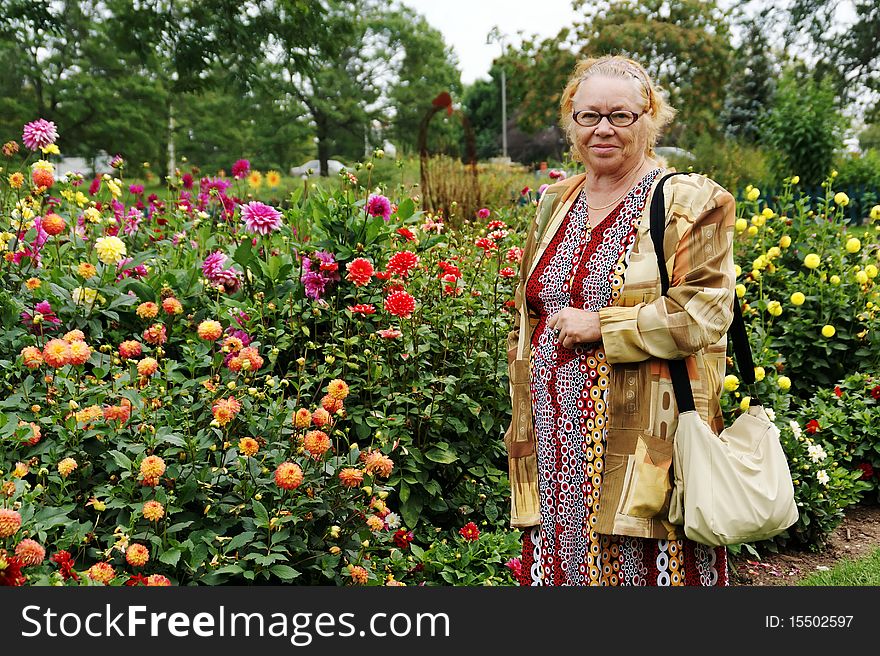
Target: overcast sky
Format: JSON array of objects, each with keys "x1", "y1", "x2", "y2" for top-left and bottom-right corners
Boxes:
[
  {"x1": 400, "y1": 1, "x2": 859, "y2": 86},
  {"x1": 400, "y1": 0, "x2": 579, "y2": 85}
]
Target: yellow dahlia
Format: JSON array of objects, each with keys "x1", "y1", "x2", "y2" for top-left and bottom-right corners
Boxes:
[
  {"x1": 94, "y1": 235, "x2": 127, "y2": 265},
  {"x1": 57, "y1": 457, "x2": 78, "y2": 478},
  {"x1": 197, "y1": 319, "x2": 223, "y2": 341},
  {"x1": 12, "y1": 461, "x2": 29, "y2": 478},
  {"x1": 77, "y1": 262, "x2": 97, "y2": 279},
  {"x1": 67, "y1": 340, "x2": 92, "y2": 366},
  {"x1": 63, "y1": 329, "x2": 85, "y2": 342},
  {"x1": 238, "y1": 437, "x2": 259, "y2": 457}
]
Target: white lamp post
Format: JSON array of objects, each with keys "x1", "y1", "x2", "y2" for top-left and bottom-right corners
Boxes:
[{"x1": 487, "y1": 26, "x2": 508, "y2": 160}]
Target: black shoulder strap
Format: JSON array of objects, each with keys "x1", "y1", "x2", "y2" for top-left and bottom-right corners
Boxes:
[{"x1": 649, "y1": 172, "x2": 756, "y2": 414}]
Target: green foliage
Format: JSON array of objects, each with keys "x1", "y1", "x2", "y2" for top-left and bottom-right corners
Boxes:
[
  {"x1": 798, "y1": 547, "x2": 880, "y2": 585},
  {"x1": 810, "y1": 373, "x2": 880, "y2": 502},
  {"x1": 408, "y1": 526, "x2": 522, "y2": 586},
  {"x1": 834, "y1": 150, "x2": 880, "y2": 190},
  {"x1": 680, "y1": 133, "x2": 773, "y2": 192},
  {"x1": 761, "y1": 69, "x2": 847, "y2": 186}
]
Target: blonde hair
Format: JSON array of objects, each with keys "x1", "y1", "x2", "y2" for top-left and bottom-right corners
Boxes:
[{"x1": 559, "y1": 56, "x2": 676, "y2": 160}]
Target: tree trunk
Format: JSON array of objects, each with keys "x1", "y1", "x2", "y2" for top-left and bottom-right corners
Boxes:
[
  {"x1": 166, "y1": 100, "x2": 176, "y2": 178},
  {"x1": 316, "y1": 114, "x2": 329, "y2": 177}
]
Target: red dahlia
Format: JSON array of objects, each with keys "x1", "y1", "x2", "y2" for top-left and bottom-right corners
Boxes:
[{"x1": 384, "y1": 291, "x2": 415, "y2": 319}]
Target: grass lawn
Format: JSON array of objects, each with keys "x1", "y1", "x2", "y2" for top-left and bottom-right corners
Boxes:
[{"x1": 798, "y1": 547, "x2": 880, "y2": 585}]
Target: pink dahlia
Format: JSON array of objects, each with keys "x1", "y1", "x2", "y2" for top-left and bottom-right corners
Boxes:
[
  {"x1": 366, "y1": 194, "x2": 392, "y2": 221},
  {"x1": 231, "y1": 159, "x2": 250, "y2": 179},
  {"x1": 241, "y1": 201, "x2": 282, "y2": 235},
  {"x1": 0, "y1": 508, "x2": 22, "y2": 538},
  {"x1": 202, "y1": 251, "x2": 227, "y2": 279},
  {"x1": 22, "y1": 119, "x2": 58, "y2": 151}
]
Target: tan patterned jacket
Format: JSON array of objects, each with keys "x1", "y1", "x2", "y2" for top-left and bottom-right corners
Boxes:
[{"x1": 504, "y1": 170, "x2": 736, "y2": 539}]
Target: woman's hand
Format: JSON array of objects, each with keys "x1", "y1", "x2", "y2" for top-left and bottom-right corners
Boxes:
[{"x1": 547, "y1": 308, "x2": 601, "y2": 348}]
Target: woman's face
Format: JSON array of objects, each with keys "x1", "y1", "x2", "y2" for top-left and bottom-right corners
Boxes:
[{"x1": 570, "y1": 74, "x2": 651, "y2": 175}]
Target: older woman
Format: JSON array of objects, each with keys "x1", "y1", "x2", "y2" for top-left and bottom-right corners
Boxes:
[{"x1": 504, "y1": 56, "x2": 736, "y2": 586}]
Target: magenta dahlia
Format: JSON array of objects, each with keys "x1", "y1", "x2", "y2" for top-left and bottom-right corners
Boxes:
[
  {"x1": 231, "y1": 159, "x2": 250, "y2": 179},
  {"x1": 241, "y1": 201, "x2": 282, "y2": 235},
  {"x1": 22, "y1": 119, "x2": 58, "y2": 151},
  {"x1": 366, "y1": 194, "x2": 392, "y2": 221}
]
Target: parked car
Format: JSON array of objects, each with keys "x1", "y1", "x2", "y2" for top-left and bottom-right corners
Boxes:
[{"x1": 290, "y1": 159, "x2": 347, "y2": 178}]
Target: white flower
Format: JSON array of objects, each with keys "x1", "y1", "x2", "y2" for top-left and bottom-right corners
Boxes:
[
  {"x1": 807, "y1": 444, "x2": 828, "y2": 463},
  {"x1": 764, "y1": 407, "x2": 775, "y2": 422},
  {"x1": 789, "y1": 420, "x2": 802, "y2": 440},
  {"x1": 816, "y1": 470, "x2": 830, "y2": 486},
  {"x1": 383, "y1": 512, "x2": 402, "y2": 530}
]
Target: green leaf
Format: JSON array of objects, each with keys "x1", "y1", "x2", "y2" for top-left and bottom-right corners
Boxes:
[
  {"x1": 226, "y1": 531, "x2": 256, "y2": 552},
  {"x1": 252, "y1": 500, "x2": 270, "y2": 528},
  {"x1": 269, "y1": 564, "x2": 301, "y2": 580},
  {"x1": 159, "y1": 548, "x2": 182, "y2": 567},
  {"x1": 400, "y1": 492, "x2": 424, "y2": 528},
  {"x1": 108, "y1": 450, "x2": 132, "y2": 471},
  {"x1": 213, "y1": 564, "x2": 244, "y2": 576},
  {"x1": 233, "y1": 241, "x2": 255, "y2": 269},
  {"x1": 425, "y1": 447, "x2": 458, "y2": 464},
  {"x1": 396, "y1": 198, "x2": 415, "y2": 220}
]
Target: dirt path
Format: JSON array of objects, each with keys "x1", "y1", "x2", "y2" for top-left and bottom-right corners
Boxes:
[{"x1": 729, "y1": 504, "x2": 880, "y2": 585}]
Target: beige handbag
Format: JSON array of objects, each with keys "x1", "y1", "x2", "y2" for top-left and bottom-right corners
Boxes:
[{"x1": 652, "y1": 173, "x2": 798, "y2": 547}]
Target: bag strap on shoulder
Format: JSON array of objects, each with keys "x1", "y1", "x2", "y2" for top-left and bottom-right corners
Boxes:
[{"x1": 649, "y1": 172, "x2": 757, "y2": 413}]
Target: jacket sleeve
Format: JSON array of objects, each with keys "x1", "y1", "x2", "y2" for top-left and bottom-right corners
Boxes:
[{"x1": 597, "y1": 188, "x2": 737, "y2": 364}]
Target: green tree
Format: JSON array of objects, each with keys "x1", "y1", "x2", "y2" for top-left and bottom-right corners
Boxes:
[
  {"x1": 721, "y1": 6, "x2": 778, "y2": 144},
  {"x1": 786, "y1": 0, "x2": 880, "y2": 121},
  {"x1": 383, "y1": 5, "x2": 462, "y2": 155},
  {"x1": 761, "y1": 67, "x2": 846, "y2": 185}
]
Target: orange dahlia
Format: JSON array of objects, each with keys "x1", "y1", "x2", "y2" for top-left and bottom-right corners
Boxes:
[
  {"x1": 274, "y1": 462, "x2": 304, "y2": 491},
  {"x1": 303, "y1": 430, "x2": 331, "y2": 458},
  {"x1": 238, "y1": 437, "x2": 259, "y2": 457},
  {"x1": 15, "y1": 538, "x2": 46, "y2": 566},
  {"x1": 311, "y1": 408, "x2": 331, "y2": 427},
  {"x1": 139, "y1": 455, "x2": 166, "y2": 486},
  {"x1": 118, "y1": 340, "x2": 143, "y2": 359},
  {"x1": 238, "y1": 346, "x2": 263, "y2": 371},
  {"x1": 142, "y1": 323, "x2": 167, "y2": 345},
  {"x1": 42, "y1": 213, "x2": 66, "y2": 236},
  {"x1": 63, "y1": 329, "x2": 86, "y2": 342},
  {"x1": 162, "y1": 297, "x2": 183, "y2": 315},
  {"x1": 0, "y1": 508, "x2": 22, "y2": 538},
  {"x1": 87, "y1": 562, "x2": 115, "y2": 584},
  {"x1": 19, "y1": 420, "x2": 41, "y2": 446},
  {"x1": 67, "y1": 340, "x2": 91, "y2": 366},
  {"x1": 338, "y1": 468, "x2": 364, "y2": 488},
  {"x1": 137, "y1": 357, "x2": 159, "y2": 377},
  {"x1": 327, "y1": 378, "x2": 350, "y2": 400},
  {"x1": 366, "y1": 515, "x2": 385, "y2": 531},
  {"x1": 293, "y1": 408, "x2": 312, "y2": 428},
  {"x1": 197, "y1": 319, "x2": 223, "y2": 341},
  {"x1": 321, "y1": 394, "x2": 343, "y2": 413},
  {"x1": 142, "y1": 500, "x2": 165, "y2": 522},
  {"x1": 42, "y1": 338, "x2": 70, "y2": 368},
  {"x1": 125, "y1": 543, "x2": 149, "y2": 567},
  {"x1": 211, "y1": 396, "x2": 241, "y2": 426},
  {"x1": 136, "y1": 302, "x2": 159, "y2": 319},
  {"x1": 146, "y1": 574, "x2": 171, "y2": 586},
  {"x1": 363, "y1": 450, "x2": 394, "y2": 478},
  {"x1": 57, "y1": 457, "x2": 77, "y2": 478},
  {"x1": 348, "y1": 564, "x2": 369, "y2": 585},
  {"x1": 20, "y1": 346, "x2": 43, "y2": 369}
]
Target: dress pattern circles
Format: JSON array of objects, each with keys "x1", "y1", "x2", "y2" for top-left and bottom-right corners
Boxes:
[{"x1": 517, "y1": 168, "x2": 728, "y2": 586}]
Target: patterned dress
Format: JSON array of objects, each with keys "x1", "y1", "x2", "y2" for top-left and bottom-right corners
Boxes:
[{"x1": 516, "y1": 168, "x2": 728, "y2": 586}]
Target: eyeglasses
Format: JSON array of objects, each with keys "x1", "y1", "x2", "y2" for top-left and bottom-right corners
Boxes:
[{"x1": 572, "y1": 110, "x2": 641, "y2": 128}]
